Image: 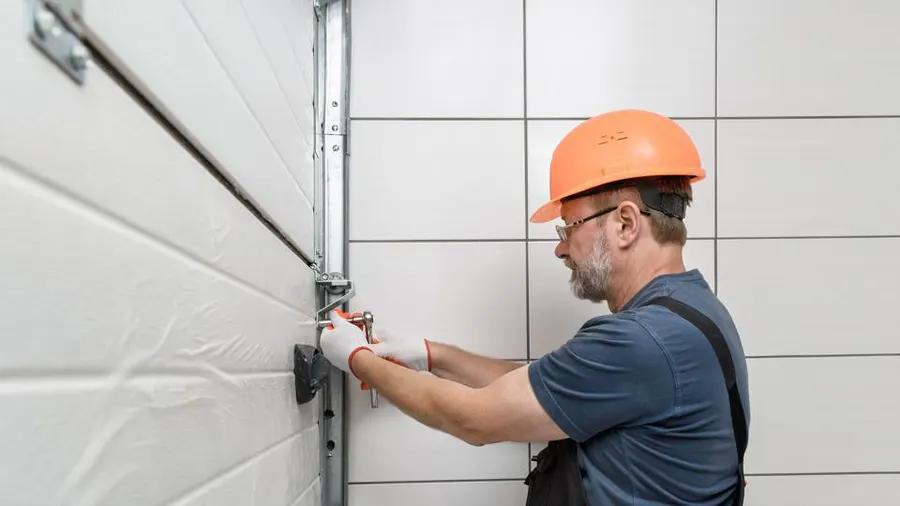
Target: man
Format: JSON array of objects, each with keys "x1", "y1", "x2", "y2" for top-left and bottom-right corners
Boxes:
[{"x1": 321, "y1": 109, "x2": 750, "y2": 505}]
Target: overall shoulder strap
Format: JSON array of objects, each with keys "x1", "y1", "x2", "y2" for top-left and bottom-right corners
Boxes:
[{"x1": 646, "y1": 296, "x2": 748, "y2": 505}]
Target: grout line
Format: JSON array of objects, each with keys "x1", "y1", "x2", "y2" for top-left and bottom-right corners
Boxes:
[
  {"x1": 717, "y1": 115, "x2": 900, "y2": 120},
  {"x1": 746, "y1": 471, "x2": 900, "y2": 477},
  {"x1": 350, "y1": 235, "x2": 897, "y2": 246},
  {"x1": 349, "y1": 478, "x2": 526, "y2": 485},
  {"x1": 350, "y1": 238, "x2": 527, "y2": 243},
  {"x1": 0, "y1": 156, "x2": 308, "y2": 316},
  {"x1": 746, "y1": 353, "x2": 900, "y2": 360},
  {"x1": 525, "y1": 236, "x2": 531, "y2": 362},
  {"x1": 349, "y1": 115, "x2": 900, "y2": 122},
  {"x1": 528, "y1": 442, "x2": 533, "y2": 473},
  {"x1": 713, "y1": 0, "x2": 719, "y2": 295},
  {"x1": 523, "y1": 0, "x2": 531, "y2": 365},
  {"x1": 349, "y1": 117, "x2": 717, "y2": 121},
  {"x1": 348, "y1": 474, "x2": 900, "y2": 486},
  {"x1": 349, "y1": 117, "x2": 524, "y2": 121},
  {"x1": 351, "y1": 236, "x2": 900, "y2": 243},
  {"x1": 350, "y1": 237, "x2": 720, "y2": 244},
  {"x1": 717, "y1": 235, "x2": 900, "y2": 240}
]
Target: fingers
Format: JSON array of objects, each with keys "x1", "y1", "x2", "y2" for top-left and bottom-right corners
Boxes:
[
  {"x1": 372, "y1": 327, "x2": 393, "y2": 344},
  {"x1": 329, "y1": 310, "x2": 354, "y2": 329}
]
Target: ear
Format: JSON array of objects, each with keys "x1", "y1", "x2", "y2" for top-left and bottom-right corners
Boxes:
[{"x1": 612, "y1": 201, "x2": 643, "y2": 248}]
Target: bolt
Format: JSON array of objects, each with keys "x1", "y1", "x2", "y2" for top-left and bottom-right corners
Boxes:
[
  {"x1": 331, "y1": 101, "x2": 339, "y2": 107},
  {"x1": 34, "y1": 8, "x2": 57, "y2": 38},
  {"x1": 70, "y1": 43, "x2": 89, "y2": 71},
  {"x1": 331, "y1": 125, "x2": 339, "y2": 132},
  {"x1": 332, "y1": 145, "x2": 340, "y2": 152}
]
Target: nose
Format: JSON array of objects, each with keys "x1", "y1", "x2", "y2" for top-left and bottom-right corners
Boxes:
[{"x1": 554, "y1": 240, "x2": 568, "y2": 259}]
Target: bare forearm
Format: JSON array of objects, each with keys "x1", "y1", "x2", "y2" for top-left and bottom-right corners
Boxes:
[{"x1": 428, "y1": 341, "x2": 522, "y2": 388}]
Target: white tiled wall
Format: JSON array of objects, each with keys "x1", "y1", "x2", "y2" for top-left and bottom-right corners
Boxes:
[
  {"x1": 350, "y1": 121, "x2": 525, "y2": 241},
  {"x1": 349, "y1": 1, "x2": 900, "y2": 503},
  {"x1": 350, "y1": 0, "x2": 523, "y2": 118},
  {"x1": 717, "y1": 0, "x2": 900, "y2": 117}
]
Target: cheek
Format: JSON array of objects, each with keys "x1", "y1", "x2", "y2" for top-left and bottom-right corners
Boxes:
[{"x1": 570, "y1": 235, "x2": 593, "y2": 260}]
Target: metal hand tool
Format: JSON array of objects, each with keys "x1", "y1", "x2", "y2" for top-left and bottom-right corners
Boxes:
[{"x1": 319, "y1": 311, "x2": 379, "y2": 408}]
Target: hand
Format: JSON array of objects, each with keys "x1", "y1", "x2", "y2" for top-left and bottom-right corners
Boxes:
[
  {"x1": 319, "y1": 310, "x2": 373, "y2": 378},
  {"x1": 373, "y1": 329, "x2": 432, "y2": 372}
]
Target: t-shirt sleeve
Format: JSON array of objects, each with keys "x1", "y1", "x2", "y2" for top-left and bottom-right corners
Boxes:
[{"x1": 528, "y1": 315, "x2": 676, "y2": 442}]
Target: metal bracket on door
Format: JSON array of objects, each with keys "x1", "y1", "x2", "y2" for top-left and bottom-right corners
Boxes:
[
  {"x1": 316, "y1": 272, "x2": 355, "y2": 321},
  {"x1": 26, "y1": 0, "x2": 90, "y2": 84},
  {"x1": 315, "y1": 272, "x2": 379, "y2": 409}
]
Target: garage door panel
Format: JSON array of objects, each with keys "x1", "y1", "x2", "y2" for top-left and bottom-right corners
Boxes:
[
  {"x1": 82, "y1": 0, "x2": 317, "y2": 256},
  {"x1": 182, "y1": 0, "x2": 315, "y2": 198},
  {"x1": 0, "y1": 373, "x2": 316, "y2": 506},
  {"x1": 0, "y1": 161, "x2": 314, "y2": 373},
  {"x1": 0, "y1": 0, "x2": 314, "y2": 312},
  {"x1": 241, "y1": 0, "x2": 317, "y2": 142},
  {"x1": 172, "y1": 428, "x2": 320, "y2": 506}
]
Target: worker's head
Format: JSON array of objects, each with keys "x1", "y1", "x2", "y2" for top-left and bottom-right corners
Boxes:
[
  {"x1": 554, "y1": 176, "x2": 692, "y2": 302},
  {"x1": 530, "y1": 109, "x2": 703, "y2": 305}
]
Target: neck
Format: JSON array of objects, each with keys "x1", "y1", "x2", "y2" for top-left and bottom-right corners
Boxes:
[{"x1": 606, "y1": 243, "x2": 686, "y2": 313}]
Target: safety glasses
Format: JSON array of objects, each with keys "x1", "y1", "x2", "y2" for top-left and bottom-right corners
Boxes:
[{"x1": 555, "y1": 206, "x2": 618, "y2": 242}]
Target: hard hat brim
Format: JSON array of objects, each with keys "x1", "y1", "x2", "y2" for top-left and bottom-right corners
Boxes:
[
  {"x1": 529, "y1": 167, "x2": 706, "y2": 224},
  {"x1": 529, "y1": 200, "x2": 562, "y2": 224}
]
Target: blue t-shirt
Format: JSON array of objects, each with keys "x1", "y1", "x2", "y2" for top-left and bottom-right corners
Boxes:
[{"x1": 529, "y1": 270, "x2": 750, "y2": 505}]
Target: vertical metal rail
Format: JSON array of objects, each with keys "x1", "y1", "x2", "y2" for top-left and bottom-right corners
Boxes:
[{"x1": 318, "y1": 0, "x2": 351, "y2": 504}]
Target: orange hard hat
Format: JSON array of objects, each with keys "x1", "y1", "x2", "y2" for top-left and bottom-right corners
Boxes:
[{"x1": 530, "y1": 109, "x2": 705, "y2": 223}]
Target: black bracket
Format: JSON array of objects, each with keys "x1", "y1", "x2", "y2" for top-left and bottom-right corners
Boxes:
[{"x1": 294, "y1": 344, "x2": 331, "y2": 405}]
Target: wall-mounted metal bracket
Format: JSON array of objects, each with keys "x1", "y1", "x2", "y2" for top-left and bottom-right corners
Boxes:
[{"x1": 26, "y1": 0, "x2": 90, "y2": 84}]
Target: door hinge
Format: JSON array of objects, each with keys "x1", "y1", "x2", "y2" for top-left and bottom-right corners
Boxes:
[{"x1": 27, "y1": 0, "x2": 90, "y2": 84}]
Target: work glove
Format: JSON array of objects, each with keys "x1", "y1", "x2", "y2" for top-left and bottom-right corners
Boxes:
[
  {"x1": 373, "y1": 329, "x2": 432, "y2": 372},
  {"x1": 319, "y1": 310, "x2": 374, "y2": 378}
]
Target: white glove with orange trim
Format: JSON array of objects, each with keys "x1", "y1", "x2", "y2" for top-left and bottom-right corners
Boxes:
[
  {"x1": 319, "y1": 310, "x2": 374, "y2": 378},
  {"x1": 373, "y1": 329, "x2": 432, "y2": 372},
  {"x1": 319, "y1": 311, "x2": 433, "y2": 376}
]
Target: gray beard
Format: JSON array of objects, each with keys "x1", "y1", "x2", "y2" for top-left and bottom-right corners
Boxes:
[{"x1": 567, "y1": 233, "x2": 612, "y2": 303}]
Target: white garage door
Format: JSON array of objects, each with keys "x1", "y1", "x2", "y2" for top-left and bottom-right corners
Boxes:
[{"x1": 0, "y1": 1, "x2": 323, "y2": 504}]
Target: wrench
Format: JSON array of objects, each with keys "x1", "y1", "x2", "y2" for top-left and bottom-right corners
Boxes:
[{"x1": 319, "y1": 311, "x2": 379, "y2": 409}]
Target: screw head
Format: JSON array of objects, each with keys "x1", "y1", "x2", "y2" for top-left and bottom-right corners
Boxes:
[
  {"x1": 332, "y1": 145, "x2": 340, "y2": 152},
  {"x1": 70, "y1": 43, "x2": 89, "y2": 71},
  {"x1": 34, "y1": 8, "x2": 57, "y2": 38},
  {"x1": 331, "y1": 101, "x2": 339, "y2": 107},
  {"x1": 331, "y1": 125, "x2": 339, "y2": 132}
]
